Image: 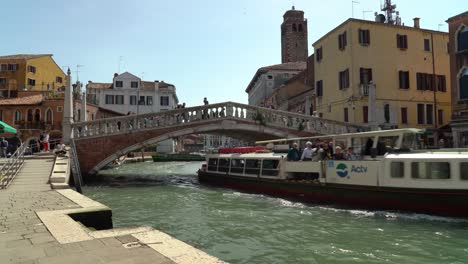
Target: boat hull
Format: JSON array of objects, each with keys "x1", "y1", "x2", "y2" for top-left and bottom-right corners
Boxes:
[{"x1": 198, "y1": 170, "x2": 468, "y2": 218}]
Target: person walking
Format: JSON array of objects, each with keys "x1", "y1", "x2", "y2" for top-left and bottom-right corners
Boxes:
[
  {"x1": 0, "y1": 137, "x2": 8, "y2": 158},
  {"x1": 43, "y1": 131, "x2": 50, "y2": 152}
]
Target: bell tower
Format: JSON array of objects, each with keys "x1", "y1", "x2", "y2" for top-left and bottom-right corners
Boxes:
[{"x1": 281, "y1": 6, "x2": 308, "y2": 63}]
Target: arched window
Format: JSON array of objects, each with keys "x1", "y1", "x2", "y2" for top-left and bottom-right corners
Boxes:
[
  {"x1": 34, "y1": 109, "x2": 40, "y2": 122},
  {"x1": 14, "y1": 110, "x2": 21, "y2": 123},
  {"x1": 292, "y1": 23, "x2": 297, "y2": 32},
  {"x1": 457, "y1": 25, "x2": 468, "y2": 52},
  {"x1": 45, "y1": 108, "x2": 53, "y2": 124},
  {"x1": 298, "y1": 24, "x2": 303, "y2": 32},
  {"x1": 27, "y1": 109, "x2": 33, "y2": 122},
  {"x1": 459, "y1": 68, "x2": 468, "y2": 100}
]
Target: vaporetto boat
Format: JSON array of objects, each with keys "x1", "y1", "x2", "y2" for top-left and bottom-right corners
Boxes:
[{"x1": 197, "y1": 129, "x2": 468, "y2": 218}]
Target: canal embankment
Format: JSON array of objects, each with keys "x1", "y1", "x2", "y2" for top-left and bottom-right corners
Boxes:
[{"x1": 0, "y1": 155, "x2": 225, "y2": 264}]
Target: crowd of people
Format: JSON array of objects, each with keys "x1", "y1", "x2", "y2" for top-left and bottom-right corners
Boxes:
[{"x1": 287, "y1": 140, "x2": 358, "y2": 162}]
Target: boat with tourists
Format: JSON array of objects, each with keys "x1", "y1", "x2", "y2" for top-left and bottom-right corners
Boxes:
[{"x1": 197, "y1": 128, "x2": 468, "y2": 218}]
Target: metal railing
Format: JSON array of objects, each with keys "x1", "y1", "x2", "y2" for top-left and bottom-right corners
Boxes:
[
  {"x1": 69, "y1": 139, "x2": 83, "y2": 194},
  {"x1": 0, "y1": 142, "x2": 27, "y2": 189}
]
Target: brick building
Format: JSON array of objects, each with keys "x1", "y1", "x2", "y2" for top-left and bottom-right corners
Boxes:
[{"x1": 281, "y1": 6, "x2": 308, "y2": 63}]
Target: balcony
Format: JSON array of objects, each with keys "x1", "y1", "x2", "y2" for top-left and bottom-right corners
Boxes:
[{"x1": 360, "y1": 84, "x2": 370, "y2": 96}]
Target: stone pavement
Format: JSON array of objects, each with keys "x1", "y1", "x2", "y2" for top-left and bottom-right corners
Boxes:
[{"x1": 0, "y1": 155, "x2": 224, "y2": 264}]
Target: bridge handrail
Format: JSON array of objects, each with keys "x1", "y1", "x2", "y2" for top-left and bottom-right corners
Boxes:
[
  {"x1": 0, "y1": 142, "x2": 27, "y2": 189},
  {"x1": 71, "y1": 101, "x2": 368, "y2": 140}
]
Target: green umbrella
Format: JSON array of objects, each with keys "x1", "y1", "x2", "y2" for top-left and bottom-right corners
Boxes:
[{"x1": 0, "y1": 121, "x2": 17, "y2": 134}]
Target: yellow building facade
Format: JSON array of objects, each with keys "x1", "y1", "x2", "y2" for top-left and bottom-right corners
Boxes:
[
  {"x1": 0, "y1": 54, "x2": 66, "y2": 97},
  {"x1": 313, "y1": 19, "x2": 450, "y2": 137}
]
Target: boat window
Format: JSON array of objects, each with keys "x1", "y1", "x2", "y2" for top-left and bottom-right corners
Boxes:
[
  {"x1": 207, "y1": 159, "x2": 218, "y2": 171},
  {"x1": 461, "y1": 163, "x2": 468, "y2": 180},
  {"x1": 411, "y1": 162, "x2": 450, "y2": 179},
  {"x1": 218, "y1": 158, "x2": 230, "y2": 172},
  {"x1": 230, "y1": 159, "x2": 245, "y2": 174},
  {"x1": 262, "y1": 160, "x2": 279, "y2": 176},
  {"x1": 390, "y1": 162, "x2": 404, "y2": 178},
  {"x1": 245, "y1": 159, "x2": 261, "y2": 175},
  {"x1": 402, "y1": 133, "x2": 420, "y2": 150},
  {"x1": 377, "y1": 136, "x2": 399, "y2": 155}
]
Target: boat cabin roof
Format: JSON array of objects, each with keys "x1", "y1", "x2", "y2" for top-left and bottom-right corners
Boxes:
[
  {"x1": 255, "y1": 128, "x2": 423, "y2": 145},
  {"x1": 207, "y1": 152, "x2": 284, "y2": 159}
]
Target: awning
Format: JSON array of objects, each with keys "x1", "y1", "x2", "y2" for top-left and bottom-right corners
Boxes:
[{"x1": 0, "y1": 121, "x2": 17, "y2": 134}]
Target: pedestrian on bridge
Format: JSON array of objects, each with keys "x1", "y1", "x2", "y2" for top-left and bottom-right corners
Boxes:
[{"x1": 0, "y1": 137, "x2": 8, "y2": 158}]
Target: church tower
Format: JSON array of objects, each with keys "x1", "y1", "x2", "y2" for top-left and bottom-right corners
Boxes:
[{"x1": 281, "y1": 6, "x2": 308, "y2": 63}]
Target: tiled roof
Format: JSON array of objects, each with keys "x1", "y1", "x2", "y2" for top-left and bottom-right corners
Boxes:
[
  {"x1": 245, "y1": 62, "x2": 307, "y2": 92},
  {"x1": 447, "y1": 11, "x2": 468, "y2": 22},
  {"x1": 159, "y1": 81, "x2": 175, "y2": 88},
  {"x1": 0, "y1": 94, "x2": 43, "y2": 105},
  {"x1": 86, "y1": 82, "x2": 112, "y2": 89},
  {"x1": 0, "y1": 54, "x2": 53, "y2": 61}
]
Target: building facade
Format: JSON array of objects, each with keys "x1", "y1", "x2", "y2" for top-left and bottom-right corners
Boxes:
[
  {"x1": 448, "y1": 11, "x2": 468, "y2": 147},
  {"x1": 313, "y1": 18, "x2": 451, "y2": 144},
  {"x1": 86, "y1": 72, "x2": 179, "y2": 153},
  {"x1": 281, "y1": 6, "x2": 308, "y2": 63},
  {"x1": 0, "y1": 54, "x2": 66, "y2": 98}
]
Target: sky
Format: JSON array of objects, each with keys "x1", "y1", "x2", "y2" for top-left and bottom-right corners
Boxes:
[{"x1": 1, "y1": 0, "x2": 465, "y2": 106}]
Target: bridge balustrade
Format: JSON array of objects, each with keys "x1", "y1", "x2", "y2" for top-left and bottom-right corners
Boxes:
[{"x1": 71, "y1": 102, "x2": 366, "y2": 140}]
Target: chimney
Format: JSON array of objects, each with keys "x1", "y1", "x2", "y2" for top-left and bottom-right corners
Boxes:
[
  {"x1": 114, "y1": 73, "x2": 118, "y2": 78},
  {"x1": 413, "y1": 18, "x2": 420, "y2": 29}
]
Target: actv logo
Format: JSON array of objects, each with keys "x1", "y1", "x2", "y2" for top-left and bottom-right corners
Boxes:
[{"x1": 336, "y1": 163, "x2": 348, "y2": 177}]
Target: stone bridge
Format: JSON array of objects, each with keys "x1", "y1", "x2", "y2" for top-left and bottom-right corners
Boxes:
[{"x1": 71, "y1": 102, "x2": 365, "y2": 176}]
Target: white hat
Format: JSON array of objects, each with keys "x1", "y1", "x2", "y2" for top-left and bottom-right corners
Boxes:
[{"x1": 306, "y1": 141, "x2": 312, "y2": 145}]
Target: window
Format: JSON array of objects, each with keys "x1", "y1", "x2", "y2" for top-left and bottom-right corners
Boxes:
[
  {"x1": 160, "y1": 96, "x2": 169, "y2": 106},
  {"x1": 338, "y1": 31, "x2": 347, "y2": 50},
  {"x1": 267, "y1": 75, "x2": 273, "y2": 79},
  {"x1": 358, "y1": 29, "x2": 370, "y2": 45},
  {"x1": 416, "y1": 73, "x2": 434, "y2": 91},
  {"x1": 436, "y1": 75, "x2": 446, "y2": 92},
  {"x1": 130, "y1": 95, "x2": 137, "y2": 105},
  {"x1": 56, "y1": 76, "x2": 63, "y2": 83},
  {"x1": 360, "y1": 68, "x2": 373, "y2": 84},
  {"x1": 390, "y1": 162, "x2": 404, "y2": 178},
  {"x1": 131, "y1": 81, "x2": 138, "y2": 88},
  {"x1": 0, "y1": 64, "x2": 7, "y2": 71},
  {"x1": 457, "y1": 26, "x2": 468, "y2": 52},
  {"x1": 461, "y1": 163, "x2": 468, "y2": 180},
  {"x1": 115, "y1": 81, "x2": 123, "y2": 88},
  {"x1": 401, "y1": 107, "x2": 408, "y2": 124},
  {"x1": 57, "y1": 106, "x2": 63, "y2": 112},
  {"x1": 262, "y1": 160, "x2": 279, "y2": 176},
  {"x1": 218, "y1": 158, "x2": 230, "y2": 172},
  {"x1": 292, "y1": 23, "x2": 297, "y2": 32},
  {"x1": 0, "y1": 78, "x2": 6, "y2": 86},
  {"x1": 397, "y1": 34, "x2": 408, "y2": 49},
  {"x1": 460, "y1": 69, "x2": 468, "y2": 100},
  {"x1": 230, "y1": 159, "x2": 245, "y2": 174},
  {"x1": 34, "y1": 109, "x2": 40, "y2": 122},
  {"x1": 298, "y1": 24, "x2": 303, "y2": 32},
  {"x1": 28, "y1": 78, "x2": 36, "y2": 86},
  {"x1": 426, "y1": 104, "x2": 433, "y2": 125},
  {"x1": 45, "y1": 109, "x2": 52, "y2": 124},
  {"x1": 139, "y1": 96, "x2": 145, "y2": 105},
  {"x1": 245, "y1": 159, "x2": 261, "y2": 175},
  {"x1": 27, "y1": 109, "x2": 33, "y2": 122},
  {"x1": 339, "y1": 69, "x2": 349, "y2": 89},
  {"x1": 417, "y1": 104, "x2": 425, "y2": 124},
  {"x1": 208, "y1": 159, "x2": 218, "y2": 171},
  {"x1": 7, "y1": 64, "x2": 18, "y2": 71},
  {"x1": 363, "y1": 106, "x2": 368, "y2": 123},
  {"x1": 344, "y1": 108, "x2": 349, "y2": 123},
  {"x1": 146, "y1": 96, "x2": 153, "y2": 105},
  {"x1": 14, "y1": 110, "x2": 21, "y2": 123},
  {"x1": 424, "y1": 39, "x2": 431, "y2": 51},
  {"x1": 105, "y1": 95, "x2": 114, "y2": 104},
  {"x1": 438, "y1": 109, "x2": 444, "y2": 125},
  {"x1": 115, "y1": 95, "x2": 124, "y2": 105},
  {"x1": 316, "y1": 47, "x2": 323, "y2": 62},
  {"x1": 316, "y1": 80, "x2": 323, "y2": 97},
  {"x1": 399, "y1": 71, "x2": 410, "y2": 89},
  {"x1": 411, "y1": 162, "x2": 450, "y2": 179},
  {"x1": 28, "y1": 65, "x2": 36, "y2": 73}
]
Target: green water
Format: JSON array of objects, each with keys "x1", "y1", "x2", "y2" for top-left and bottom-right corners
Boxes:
[{"x1": 85, "y1": 161, "x2": 468, "y2": 264}]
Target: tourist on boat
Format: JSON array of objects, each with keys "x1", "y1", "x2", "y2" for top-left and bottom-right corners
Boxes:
[
  {"x1": 287, "y1": 143, "x2": 300, "y2": 161},
  {"x1": 300, "y1": 141, "x2": 314, "y2": 161},
  {"x1": 320, "y1": 142, "x2": 333, "y2": 160},
  {"x1": 334, "y1": 146, "x2": 346, "y2": 160},
  {"x1": 346, "y1": 147, "x2": 357, "y2": 160}
]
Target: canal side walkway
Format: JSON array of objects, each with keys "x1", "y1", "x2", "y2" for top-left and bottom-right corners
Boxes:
[{"x1": 0, "y1": 155, "x2": 225, "y2": 264}]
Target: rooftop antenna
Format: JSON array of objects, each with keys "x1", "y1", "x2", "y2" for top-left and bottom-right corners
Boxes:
[
  {"x1": 381, "y1": 0, "x2": 397, "y2": 25},
  {"x1": 352, "y1": 1, "x2": 360, "y2": 18},
  {"x1": 438, "y1": 23, "x2": 445, "y2": 31},
  {"x1": 75, "y1": 65, "x2": 84, "y2": 82}
]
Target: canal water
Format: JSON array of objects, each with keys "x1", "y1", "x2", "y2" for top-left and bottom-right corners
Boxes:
[{"x1": 85, "y1": 161, "x2": 468, "y2": 264}]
